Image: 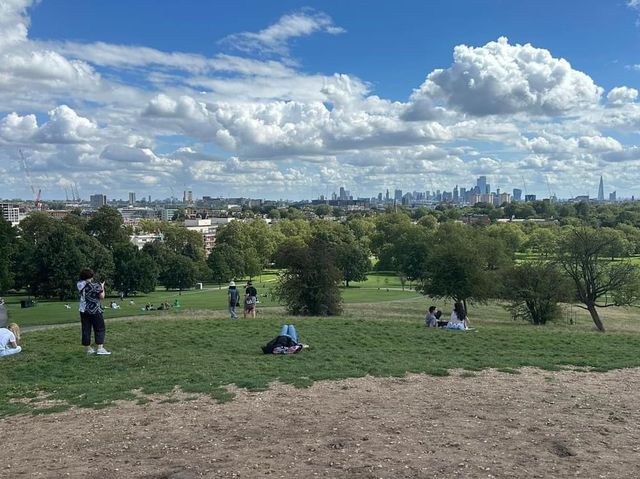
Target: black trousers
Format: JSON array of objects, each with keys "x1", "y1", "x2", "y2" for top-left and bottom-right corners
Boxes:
[{"x1": 80, "y1": 312, "x2": 106, "y2": 346}]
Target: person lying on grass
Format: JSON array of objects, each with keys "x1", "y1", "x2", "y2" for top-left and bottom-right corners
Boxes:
[
  {"x1": 0, "y1": 323, "x2": 21, "y2": 357},
  {"x1": 262, "y1": 324, "x2": 309, "y2": 354}
]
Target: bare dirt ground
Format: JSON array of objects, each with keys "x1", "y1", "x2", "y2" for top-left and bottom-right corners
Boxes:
[{"x1": 3, "y1": 368, "x2": 640, "y2": 478}]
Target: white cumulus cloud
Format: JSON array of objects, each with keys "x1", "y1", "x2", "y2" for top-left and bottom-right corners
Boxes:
[
  {"x1": 35, "y1": 105, "x2": 98, "y2": 144},
  {"x1": 0, "y1": 0, "x2": 33, "y2": 52},
  {"x1": 607, "y1": 86, "x2": 638, "y2": 105},
  {"x1": 410, "y1": 37, "x2": 603, "y2": 117},
  {"x1": 0, "y1": 112, "x2": 38, "y2": 142}
]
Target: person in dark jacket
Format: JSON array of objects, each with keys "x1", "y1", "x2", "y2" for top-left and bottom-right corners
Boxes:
[{"x1": 262, "y1": 325, "x2": 308, "y2": 354}]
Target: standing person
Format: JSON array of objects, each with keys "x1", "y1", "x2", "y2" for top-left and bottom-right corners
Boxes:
[
  {"x1": 244, "y1": 280, "x2": 258, "y2": 318},
  {"x1": 0, "y1": 323, "x2": 21, "y2": 357},
  {"x1": 77, "y1": 268, "x2": 111, "y2": 355},
  {"x1": 228, "y1": 281, "x2": 239, "y2": 320}
]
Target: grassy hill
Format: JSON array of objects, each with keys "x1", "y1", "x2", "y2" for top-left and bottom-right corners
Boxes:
[{"x1": 1, "y1": 297, "x2": 639, "y2": 417}]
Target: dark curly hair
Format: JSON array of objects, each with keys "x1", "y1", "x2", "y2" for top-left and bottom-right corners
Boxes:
[{"x1": 79, "y1": 268, "x2": 94, "y2": 281}]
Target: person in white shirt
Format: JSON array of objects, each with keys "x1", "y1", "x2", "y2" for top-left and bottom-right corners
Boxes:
[
  {"x1": 0, "y1": 323, "x2": 22, "y2": 357},
  {"x1": 447, "y1": 302, "x2": 469, "y2": 330}
]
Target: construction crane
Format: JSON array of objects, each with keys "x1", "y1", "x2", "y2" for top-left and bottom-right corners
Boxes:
[
  {"x1": 18, "y1": 149, "x2": 43, "y2": 210},
  {"x1": 521, "y1": 175, "x2": 528, "y2": 197},
  {"x1": 545, "y1": 175, "x2": 556, "y2": 201},
  {"x1": 73, "y1": 182, "x2": 81, "y2": 203}
]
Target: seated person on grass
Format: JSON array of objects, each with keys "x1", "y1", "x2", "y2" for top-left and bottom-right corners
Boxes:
[
  {"x1": 425, "y1": 306, "x2": 440, "y2": 327},
  {"x1": 0, "y1": 323, "x2": 22, "y2": 357},
  {"x1": 447, "y1": 302, "x2": 469, "y2": 331}
]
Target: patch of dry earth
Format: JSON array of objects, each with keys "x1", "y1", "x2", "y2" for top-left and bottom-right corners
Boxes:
[{"x1": 3, "y1": 368, "x2": 640, "y2": 478}]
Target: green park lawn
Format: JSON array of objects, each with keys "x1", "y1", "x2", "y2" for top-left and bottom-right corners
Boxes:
[
  {"x1": 4, "y1": 274, "x2": 421, "y2": 328},
  {"x1": 2, "y1": 295, "x2": 640, "y2": 417}
]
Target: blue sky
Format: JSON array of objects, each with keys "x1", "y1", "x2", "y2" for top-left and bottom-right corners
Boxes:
[{"x1": 1, "y1": 0, "x2": 640, "y2": 201}]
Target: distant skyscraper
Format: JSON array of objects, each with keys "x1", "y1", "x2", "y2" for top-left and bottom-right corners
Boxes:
[
  {"x1": 394, "y1": 189, "x2": 403, "y2": 201},
  {"x1": 453, "y1": 185, "x2": 459, "y2": 203},
  {"x1": 476, "y1": 176, "x2": 487, "y2": 196},
  {"x1": 524, "y1": 194, "x2": 536, "y2": 202},
  {"x1": 128, "y1": 192, "x2": 136, "y2": 205},
  {"x1": 385, "y1": 189, "x2": 390, "y2": 201},
  {"x1": 609, "y1": 191, "x2": 617, "y2": 202},
  {"x1": 339, "y1": 186, "x2": 346, "y2": 199},
  {"x1": 183, "y1": 189, "x2": 193, "y2": 204},
  {"x1": 513, "y1": 188, "x2": 522, "y2": 201},
  {"x1": 90, "y1": 194, "x2": 107, "y2": 208},
  {"x1": 598, "y1": 176, "x2": 604, "y2": 201}
]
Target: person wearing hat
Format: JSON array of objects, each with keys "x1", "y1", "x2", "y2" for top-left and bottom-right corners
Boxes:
[{"x1": 228, "y1": 281, "x2": 240, "y2": 320}]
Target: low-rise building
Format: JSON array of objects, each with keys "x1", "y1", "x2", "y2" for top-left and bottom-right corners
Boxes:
[
  {"x1": 1, "y1": 203, "x2": 21, "y2": 226},
  {"x1": 184, "y1": 218, "x2": 224, "y2": 257},
  {"x1": 130, "y1": 233, "x2": 164, "y2": 250}
]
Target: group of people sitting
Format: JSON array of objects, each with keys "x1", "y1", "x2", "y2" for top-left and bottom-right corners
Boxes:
[
  {"x1": 144, "y1": 301, "x2": 172, "y2": 311},
  {"x1": 425, "y1": 302, "x2": 470, "y2": 330}
]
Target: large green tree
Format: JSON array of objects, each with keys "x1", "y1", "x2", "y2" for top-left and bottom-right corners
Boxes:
[
  {"x1": 555, "y1": 227, "x2": 640, "y2": 332},
  {"x1": 274, "y1": 232, "x2": 343, "y2": 316},
  {"x1": 207, "y1": 243, "x2": 242, "y2": 286},
  {"x1": 86, "y1": 206, "x2": 129, "y2": 249},
  {"x1": 112, "y1": 242, "x2": 158, "y2": 296},
  {"x1": 502, "y1": 261, "x2": 572, "y2": 325},
  {"x1": 159, "y1": 253, "x2": 197, "y2": 293},
  {"x1": 0, "y1": 218, "x2": 16, "y2": 293},
  {"x1": 16, "y1": 213, "x2": 114, "y2": 299},
  {"x1": 419, "y1": 223, "x2": 513, "y2": 312},
  {"x1": 377, "y1": 223, "x2": 431, "y2": 284},
  {"x1": 336, "y1": 241, "x2": 371, "y2": 287}
]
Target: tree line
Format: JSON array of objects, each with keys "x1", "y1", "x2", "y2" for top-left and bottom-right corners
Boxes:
[{"x1": 1, "y1": 205, "x2": 640, "y2": 332}]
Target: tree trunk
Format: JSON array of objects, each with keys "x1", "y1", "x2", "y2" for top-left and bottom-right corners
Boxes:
[{"x1": 587, "y1": 303, "x2": 605, "y2": 332}]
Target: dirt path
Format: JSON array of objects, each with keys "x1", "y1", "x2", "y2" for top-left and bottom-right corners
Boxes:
[{"x1": 3, "y1": 368, "x2": 640, "y2": 478}]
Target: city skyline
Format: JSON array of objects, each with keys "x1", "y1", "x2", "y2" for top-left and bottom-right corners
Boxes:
[
  {"x1": 1, "y1": 172, "x2": 621, "y2": 205},
  {"x1": 1, "y1": 1, "x2": 640, "y2": 201}
]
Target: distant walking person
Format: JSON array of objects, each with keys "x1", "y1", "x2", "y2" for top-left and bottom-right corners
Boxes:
[
  {"x1": 78, "y1": 269, "x2": 111, "y2": 355},
  {"x1": 228, "y1": 281, "x2": 240, "y2": 320},
  {"x1": 0, "y1": 323, "x2": 21, "y2": 357},
  {"x1": 244, "y1": 280, "x2": 258, "y2": 318}
]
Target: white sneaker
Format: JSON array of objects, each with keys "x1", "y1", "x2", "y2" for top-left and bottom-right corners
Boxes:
[
  {"x1": 96, "y1": 347, "x2": 111, "y2": 355},
  {"x1": 86, "y1": 347, "x2": 95, "y2": 355}
]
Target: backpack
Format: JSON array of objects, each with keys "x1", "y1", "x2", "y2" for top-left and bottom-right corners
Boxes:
[{"x1": 83, "y1": 283, "x2": 103, "y2": 315}]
